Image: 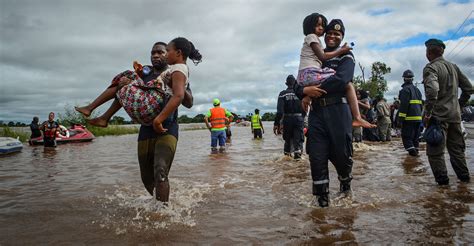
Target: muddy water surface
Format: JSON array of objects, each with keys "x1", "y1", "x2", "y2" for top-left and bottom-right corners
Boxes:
[{"x1": 1, "y1": 123, "x2": 473, "y2": 244}]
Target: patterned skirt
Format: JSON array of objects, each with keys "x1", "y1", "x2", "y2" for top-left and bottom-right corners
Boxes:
[
  {"x1": 297, "y1": 67, "x2": 336, "y2": 86},
  {"x1": 112, "y1": 70, "x2": 165, "y2": 125}
]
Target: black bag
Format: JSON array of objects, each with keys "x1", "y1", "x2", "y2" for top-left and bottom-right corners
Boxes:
[{"x1": 423, "y1": 117, "x2": 444, "y2": 146}]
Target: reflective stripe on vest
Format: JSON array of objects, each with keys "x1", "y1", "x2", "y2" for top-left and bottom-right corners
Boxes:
[
  {"x1": 251, "y1": 114, "x2": 261, "y2": 129},
  {"x1": 405, "y1": 116, "x2": 422, "y2": 121},
  {"x1": 210, "y1": 107, "x2": 227, "y2": 129},
  {"x1": 409, "y1": 100, "x2": 422, "y2": 104},
  {"x1": 399, "y1": 112, "x2": 407, "y2": 118}
]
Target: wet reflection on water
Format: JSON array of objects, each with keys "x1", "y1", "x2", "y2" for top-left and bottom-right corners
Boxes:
[{"x1": 1, "y1": 123, "x2": 473, "y2": 244}]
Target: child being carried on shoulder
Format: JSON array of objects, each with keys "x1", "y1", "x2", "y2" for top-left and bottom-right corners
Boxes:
[{"x1": 298, "y1": 13, "x2": 373, "y2": 128}]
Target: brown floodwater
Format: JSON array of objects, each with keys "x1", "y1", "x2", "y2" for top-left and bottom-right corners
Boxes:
[{"x1": 1, "y1": 123, "x2": 473, "y2": 244}]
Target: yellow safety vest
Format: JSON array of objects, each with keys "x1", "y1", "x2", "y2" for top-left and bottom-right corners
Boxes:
[{"x1": 251, "y1": 114, "x2": 261, "y2": 129}]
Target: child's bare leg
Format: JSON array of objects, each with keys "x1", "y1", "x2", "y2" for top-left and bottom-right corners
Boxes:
[
  {"x1": 75, "y1": 86, "x2": 117, "y2": 117},
  {"x1": 346, "y1": 83, "x2": 375, "y2": 128},
  {"x1": 87, "y1": 99, "x2": 121, "y2": 127}
]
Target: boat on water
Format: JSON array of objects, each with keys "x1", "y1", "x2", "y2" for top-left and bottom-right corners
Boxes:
[
  {"x1": 0, "y1": 137, "x2": 23, "y2": 155},
  {"x1": 29, "y1": 124, "x2": 95, "y2": 145}
]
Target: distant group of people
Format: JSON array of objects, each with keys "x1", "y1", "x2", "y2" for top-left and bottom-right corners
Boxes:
[{"x1": 28, "y1": 12, "x2": 471, "y2": 209}]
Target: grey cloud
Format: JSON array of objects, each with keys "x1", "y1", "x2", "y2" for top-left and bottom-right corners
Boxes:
[{"x1": 1, "y1": 0, "x2": 473, "y2": 122}]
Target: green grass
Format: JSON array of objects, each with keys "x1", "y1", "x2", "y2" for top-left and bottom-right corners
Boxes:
[
  {"x1": 88, "y1": 125, "x2": 139, "y2": 137},
  {"x1": 0, "y1": 127, "x2": 30, "y2": 142}
]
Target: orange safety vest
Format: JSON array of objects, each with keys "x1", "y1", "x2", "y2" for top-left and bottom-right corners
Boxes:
[{"x1": 210, "y1": 107, "x2": 227, "y2": 129}]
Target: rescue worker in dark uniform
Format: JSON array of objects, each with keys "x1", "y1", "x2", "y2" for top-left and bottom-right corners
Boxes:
[
  {"x1": 30, "y1": 116, "x2": 42, "y2": 139},
  {"x1": 41, "y1": 112, "x2": 59, "y2": 147},
  {"x1": 295, "y1": 19, "x2": 355, "y2": 207},
  {"x1": 273, "y1": 74, "x2": 305, "y2": 160},
  {"x1": 398, "y1": 69, "x2": 423, "y2": 156},
  {"x1": 422, "y1": 38, "x2": 473, "y2": 185}
]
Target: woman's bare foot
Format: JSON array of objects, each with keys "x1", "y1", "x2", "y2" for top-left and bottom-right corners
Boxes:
[
  {"x1": 352, "y1": 117, "x2": 376, "y2": 128},
  {"x1": 75, "y1": 106, "x2": 92, "y2": 117},
  {"x1": 87, "y1": 117, "x2": 108, "y2": 127}
]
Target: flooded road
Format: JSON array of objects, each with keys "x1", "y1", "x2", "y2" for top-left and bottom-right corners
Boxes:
[{"x1": 1, "y1": 123, "x2": 473, "y2": 244}]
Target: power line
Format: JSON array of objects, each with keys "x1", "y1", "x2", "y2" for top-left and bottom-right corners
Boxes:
[
  {"x1": 445, "y1": 10, "x2": 473, "y2": 49},
  {"x1": 446, "y1": 27, "x2": 473, "y2": 59},
  {"x1": 448, "y1": 39, "x2": 473, "y2": 61}
]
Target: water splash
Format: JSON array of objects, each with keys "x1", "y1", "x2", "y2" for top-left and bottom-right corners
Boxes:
[{"x1": 94, "y1": 180, "x2": 211, "y2": 233}]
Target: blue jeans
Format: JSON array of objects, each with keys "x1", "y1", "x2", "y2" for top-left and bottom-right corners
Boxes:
[{"x1": 211, "y1": 130, "x2": 226, "y2": 147}]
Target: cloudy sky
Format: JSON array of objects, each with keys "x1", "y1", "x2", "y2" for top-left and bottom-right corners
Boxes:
[{"x1": 1, "y1": 0, "x2": 473, "y2": 123}]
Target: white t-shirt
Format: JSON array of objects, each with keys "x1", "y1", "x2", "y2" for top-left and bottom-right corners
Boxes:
[
  {"x1": 155, "y1": 63, "x2": 189, "y2": 96},
  {"x1": 298, "y1": 34, "x2": 323, "y2": 70}
]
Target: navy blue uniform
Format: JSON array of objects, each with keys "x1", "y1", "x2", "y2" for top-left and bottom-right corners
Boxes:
[
  {"x1": 274, "y1": 87, "x2": 305, "y2": 154},
  {"x1": 295, "y1": 51, "x2": 355, "y2": 196},
  {"x1": 398, "y1": 82, "x2": 423, "y2": 154}
]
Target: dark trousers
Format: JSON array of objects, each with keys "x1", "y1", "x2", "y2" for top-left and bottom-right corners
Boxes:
[
  {"x1": 306, "y1": 103, "x2": 353, "y2": 196},
  {"x1": 43, "y1": 137, "x2": 56, "y2": 147},
  {"x1": 426, "y1": 122, "x2": 470, "y2": 184},
  {"x1": 253, "y1": 129, "x2": 262, "y2": 139},
  {"x1": 401, "y1": 121, "x2": 421, "y2": 152},
  {"x1": 283, "y1": 115, "x2": 304, "y2": 154},
  {"x1": 137, "y1": 134, "x2": 177, "y2": 195}
]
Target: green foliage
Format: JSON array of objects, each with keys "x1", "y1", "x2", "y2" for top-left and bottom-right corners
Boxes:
[
  {"x1": 110, "y1": 116, "x2": 125, "y2": 125},
  {"x1": 177, "y1": 114, "x2": 206, "y2": 124},
  {"x1": 0, "y1": 127, "x2": 30, "y2": 142},
  {"x1": 261, "y1": 112, "x2": 276, "y2": 121},
  {"x1": 57, "y1": 104, "x2": 95, "y2": 127},
  {"x1": 87, "y1": 125, "x2": 139, "y2": 137},
  {"x1": 353, "y1": 62, "x2": 391, "y2": 98}
]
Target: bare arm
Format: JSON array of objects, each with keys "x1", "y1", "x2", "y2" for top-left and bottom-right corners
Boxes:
[
  {"x1": 358, "y1": 99, "x2": 370, "y2": 110},
  {"x1": 182, "y1": 85, "x2": 193, "y2": 108},
  {"x1": 153, "y1": 72, "x2": 185, "y2": 132},
  {"x1": 204, "y1": 116, "x2": 211, "y2": 131},
  {"x1": 310, "y1": 42, "x2": 351, "y2": 62}
]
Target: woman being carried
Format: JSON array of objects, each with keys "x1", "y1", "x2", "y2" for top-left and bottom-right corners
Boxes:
[{"x1": 75, "y1": 38, "x2": 202, "y2": 129}]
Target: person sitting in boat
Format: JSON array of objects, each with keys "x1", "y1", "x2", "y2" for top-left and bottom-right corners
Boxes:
[
  {"x1": 41, "y1": 112, "x2": 59, "y2": 147},
  {"x1": 30, "y1": 116, "x2": 42, "y2": 139},
  {"x1": 75, "y1": 37, "x2": 202, "y2": 128}
]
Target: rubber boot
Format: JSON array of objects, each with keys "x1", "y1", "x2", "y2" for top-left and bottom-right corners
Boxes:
[
  {"x1": 317, "y1": 194, "x2": 329, "y2": 207},
  {"x1": 294, "y1": 152, "x2": 302, "y2": 160},
  {"x1": 340, "y1": 182, "x2": 351, "y2": 194}
]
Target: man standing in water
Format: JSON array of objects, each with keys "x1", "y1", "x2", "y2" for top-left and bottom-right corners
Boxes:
[
  {"x1": 375, "y1": 95, "x2": 391, "y2": 142},
  {"x1": 30, "y1": 116, "x2": 42, "y2": 139},
  {"x1": 41, "y1": 112, "x2": 59, "y2": 148},
  {"x1": 204, "y1": 99, "x2": 233, "y2": 153},
  {"x1": 398, "y1": 69, "x2": 423, "y2": 156},
  {"x1": 422, "y1": 38, "x2": 473, "y2": 185},
  {"x1": 274, "y1": 75, "x2": 305, "y2": 159},
  {"x1": 135, "y1": 41, "x2": 194, "y2": 202},
  {"x1": 295, "y1": 19, "x2": 355, "y2": 207},
  {"x1": 251, "y1": 109, "x2": 264, "y2": 139}
]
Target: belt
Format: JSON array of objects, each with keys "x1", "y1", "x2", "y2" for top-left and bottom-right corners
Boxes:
[
  {"x1": 313, "y1": 97, "x2": 347, "y2": 107},
  {"x1": 284, "y1": 113, "x2": 303, "y2": 117}
]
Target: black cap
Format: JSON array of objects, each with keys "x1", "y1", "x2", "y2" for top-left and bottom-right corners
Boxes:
[
  {"x1": 325, "y1": 19, "x2": 345, "y2": 36},
  {"x1": 425, "y1": 38, "x2": 445, "y2": 49},
  {"x1": 286, "y1": 74, "x2": 296, "y2": 86},
  {"x1": 402, "y1": 69, "x2": 414, "y2": 78}
]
